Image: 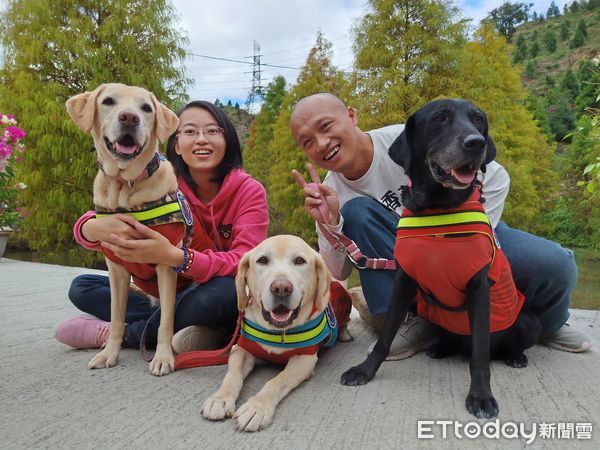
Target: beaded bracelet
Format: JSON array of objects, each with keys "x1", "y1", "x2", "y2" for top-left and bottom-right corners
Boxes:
[{"x1": 173, "y1": 245, "x2": 193, "y2": 273}]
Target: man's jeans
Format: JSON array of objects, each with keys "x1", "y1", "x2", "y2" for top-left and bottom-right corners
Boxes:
[
  {"x1": 68, "y1": 275, "x2": 238, "y2": 348},
  {"x1": 340, "y1": 197, "x2": 575, "y2": 333}
]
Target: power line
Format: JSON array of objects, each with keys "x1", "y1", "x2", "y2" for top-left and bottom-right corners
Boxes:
[{"x1": 186, "y1": 51, "x2": 301, "y2": 70}]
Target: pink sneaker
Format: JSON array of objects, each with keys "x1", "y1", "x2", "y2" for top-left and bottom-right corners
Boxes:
[{"x1": 55, "y1": 316, "x2": 112, "y2": 349}]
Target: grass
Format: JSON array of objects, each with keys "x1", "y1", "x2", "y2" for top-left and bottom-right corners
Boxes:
[{"x1": 346, "y1": 246, "x2": 600, "y2": 310}]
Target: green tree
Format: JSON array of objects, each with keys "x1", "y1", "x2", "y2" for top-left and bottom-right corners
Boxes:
[
  {"x1": 544, "y1": 30, "x2": 557, "y2": 52},
  {"x1": 569, "y1": 1, "x2": 580, "y2": 14},
  {"x1": 525, "y1": 59, "x2": 536, "y2": 77},
  {"x1": 267, "y1": 33, "x2": 351, "y2": 244},
  {"x1": 561, "y1": 68, "x2": 580, "y2": 101},
  {"x1": 244, "y1": 75, "x2": 288, "y2": 186},
  {"x1": 575, "y1": 59, "x2": 600, "y2": 115},
  {"x1": 485, "y1": 1, "x2": 531, "y2": 42},
  {"x1": 560, "y1": 20, "x2": 570, "y2": 40},
  {"x1": 577, "y1": 18, "x2": 588, "y2": 38},
  {"x1": 547, "y1": 90, "x2": 576, "y2": 141},
  {"x1": 513, "y1": 34, "x2": 528, "y2": 63},
  {"x1": 557, "y1": 113, "x2": 600, "y2": 247},
  {"x1": 547, "y1": 1, "x2": 561, "y2": 17},
  {"x1": 570, "y1": 27, "x2": 585, "y2": 48},
  {"x1": 352, "y1": 0, "x2": 467, "y2": 130},
  {"x1": 530, "y1": 40, "x2": 540, "y2": 58},
  {"x1": 0, "y1": 0, "x2": 190, "y2": 261},
  {"x1": 451, "y1": 24, "x2": 557, "y2": 231}
]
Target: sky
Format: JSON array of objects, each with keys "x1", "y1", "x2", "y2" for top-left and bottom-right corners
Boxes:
[{"x1": 170, "y1": 1, "x2": 572, "y2": 108}]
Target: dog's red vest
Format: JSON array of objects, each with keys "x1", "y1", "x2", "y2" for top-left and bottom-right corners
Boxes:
[
  {"x1": 394, "y1": 189, "x2": 525, "y2": 336},
  {"x1": 98, "y1": 191, "x2": 213, "y2": 298}
]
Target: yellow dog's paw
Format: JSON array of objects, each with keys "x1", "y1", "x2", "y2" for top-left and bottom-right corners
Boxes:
[
  {"x1": 88, "y1": 348, "x2": 119, "y2": 369},
  {"x1": 149, "y1": 352, "x2": 174, "y2": 376},
  {"x1": 201, "y1": 395, "x2": 236, "y2": 421},
  {"x1": 233, "y1": 397, "x2": 275, "y2": 432}
]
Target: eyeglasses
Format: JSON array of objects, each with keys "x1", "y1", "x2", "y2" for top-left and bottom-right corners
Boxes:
[{"x1": 177, "y1": 127, "x2": 225, "y2": 139}]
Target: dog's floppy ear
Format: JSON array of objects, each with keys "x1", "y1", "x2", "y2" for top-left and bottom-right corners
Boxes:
[
  {"x1": 388, "y1": 114, "x2": 415, "y2": 175},
  {"x1": 314, "y1": 252, "x2": 332, "y2": 312},
  {"x1": 235, "y1": 250, "x2": 252, "y2": 311},
  {"x1": 151, "y1": 94, "x2": 180, "y2": 143},
  {"x1": 481, "y1": 134, "x2": 497, "y2": 173},
  {"x1": 66, "y1": 85, "x2": 105, "y2": 132}
]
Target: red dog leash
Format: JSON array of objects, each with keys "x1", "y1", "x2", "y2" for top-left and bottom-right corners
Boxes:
[{"x1": 173, "y1": 311, "x2": 243, "y2": 370}]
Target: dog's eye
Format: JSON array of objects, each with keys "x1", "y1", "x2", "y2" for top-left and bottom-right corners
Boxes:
[
  {"x1": 474, "y1": 115, "x2": 484, "y2": 126},
  {"x1": 102, "y1": 97, "x2": 114, "y2": 106},
  {"x1": 294, "y1": 257, "x2": 306, "y2": 265},
  {"x1": 433, "y1": 112, "x2": 446, "y2": 122},
  {"x1": 256, "y1": 256, "x2": 269, "y2": 265},
  {"x1": 141, "y1": 104, "x2": 153, "y2": 113}
]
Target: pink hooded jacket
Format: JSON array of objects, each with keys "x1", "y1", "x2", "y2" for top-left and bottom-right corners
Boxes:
[{"x1": 73, "y1": 168, "x2": 268, "y2": 283}]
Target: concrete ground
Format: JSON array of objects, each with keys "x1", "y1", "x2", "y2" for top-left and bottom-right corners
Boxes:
[{"x1": 1, "y1": 257, "x2": 599, "y2": 449}]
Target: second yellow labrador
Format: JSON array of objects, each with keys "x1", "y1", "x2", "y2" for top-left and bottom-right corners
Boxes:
[{"x1": 202, "y1": 235, "x2": 351, "y2": 431}]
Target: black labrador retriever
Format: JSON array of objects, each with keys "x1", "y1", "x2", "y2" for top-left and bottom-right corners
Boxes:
[{"x1": 340, "y1": 99, "x2": 541, "y2": 419}]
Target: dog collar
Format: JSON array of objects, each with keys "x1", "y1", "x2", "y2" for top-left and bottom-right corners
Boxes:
[
  {"x1": 240, "y1": 303, "x2": 338, "y2": 349},
  {"x1": 97, "y1": 152, "x2": 163, "y2": 187}
]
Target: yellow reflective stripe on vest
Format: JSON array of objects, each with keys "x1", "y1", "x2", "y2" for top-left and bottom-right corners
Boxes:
[
  {"x1": 96, "y1": 201, "x2": 180, "y2": 221},
  {"x1": 241, "y1": 314, "x2": 327, "y2": 345},
  {"x1": 397, "y1": 211, "x2": 490, "y2": 229}
]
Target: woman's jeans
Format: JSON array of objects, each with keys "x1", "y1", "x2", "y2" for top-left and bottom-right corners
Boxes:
[
  {"x1": 340, "y1": 197, "x2": 575, "y2": 333},
  {"x1": 68, "y1": 275, "x2": 238, "y2": 349}
]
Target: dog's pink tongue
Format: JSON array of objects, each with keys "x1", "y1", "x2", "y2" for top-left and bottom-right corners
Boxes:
[
  {"x1": 115, "y1": 142, "x2": 139, "y2": 154},
  {"x1": 451, "y1": 169, "x2": 476, "y2": 184}
]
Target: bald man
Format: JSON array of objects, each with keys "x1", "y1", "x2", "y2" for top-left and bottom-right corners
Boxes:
[{"x1": 290, "y1": 93, "x2": 590, "y2": 359}]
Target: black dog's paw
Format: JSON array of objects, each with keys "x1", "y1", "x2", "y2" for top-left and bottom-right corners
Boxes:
[
  {"x1": 465, "y1": 394, "x2": 499, "y2": 419},
  {"x1": 340, "y1": 365, "x2": 374, "y2": 386},
  {"x1": 504, "y1": 353, "x2": 528, "y2": 368},
  {"x1": 426, "y1": 342, "x2": 452, "y2": 359}
]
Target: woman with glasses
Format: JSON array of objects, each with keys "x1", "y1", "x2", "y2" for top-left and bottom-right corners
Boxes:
[{"x1": 56, "y1": 100, "x2": 268, "y2": 356}]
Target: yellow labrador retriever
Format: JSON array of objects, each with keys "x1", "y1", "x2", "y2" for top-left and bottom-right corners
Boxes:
[
  {"x1": 66, "y1": 83, "x2": 182, "y2": 376},
  {"x1": 202, "y1": 235, "x2": 351, "y2": 431}
]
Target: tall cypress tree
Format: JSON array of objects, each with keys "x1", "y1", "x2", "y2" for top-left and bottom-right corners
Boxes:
[
  {"x1": 351, "y1": 0, "x2": 467, "y2": 129},
  {"x1": 266, "y1": 33, "x2": 351, "y2": 243},
  {"x1": 244, "y1": 76, "x2": 288, "y2": 187},
  {"x1": 0, "y1": 0, "x2": 190, "y2": 261},
  {"x1": 452, "y1": 24, "x2": 557, "y2": 232}
]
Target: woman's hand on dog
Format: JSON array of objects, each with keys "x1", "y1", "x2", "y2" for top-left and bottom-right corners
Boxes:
[
  {"x1": 82, "y1": 214, "x2": 145, "y2": 243},
  {"x1": 292, "y1": 163, "x2": 340, "y2": 225},
  {"x1": 100, "y1": 215, "x2": 183, "y2": 267}
]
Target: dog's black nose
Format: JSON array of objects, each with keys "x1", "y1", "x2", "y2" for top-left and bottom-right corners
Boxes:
[
  {"x1": 270, "y1": 279, "x2": 293, "y2": 298},
  {"x1": 119, "y1": 111, "x2": 140, "y2": 128},
  {"x1": 463, "y1": 134, "x2": 486, "y2": 152}
]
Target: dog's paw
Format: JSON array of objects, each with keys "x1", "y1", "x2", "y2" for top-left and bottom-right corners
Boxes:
[
  {"x1": 504, "y1": 353, "x2": 528, "y2": 368},
  {"x1": 88, "y1": 348, "x2": 119, "y2": 369},
  {"x1": 338, "y1": 325, "x2": 354, "y2": 342},
  {"x1": 149, "y1": 352, "x2": 174, "y2": 376},
  {"x1": 233, "y1": 397, "x2": 275, "y2": 432},
  {"x1": 202, "y1": 395, "x2": 235, "y2": 421},
  {"x1": 340, "y1": 364, "x2": 373, "y2": 386},
  {"x1": 465, "y1": 394, "x2": 499, "y2": 419}
]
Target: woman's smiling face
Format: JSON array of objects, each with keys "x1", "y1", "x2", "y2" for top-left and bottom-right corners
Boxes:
[{"x1": 175, "y1": 107, "x2": 226, "y2": 177}]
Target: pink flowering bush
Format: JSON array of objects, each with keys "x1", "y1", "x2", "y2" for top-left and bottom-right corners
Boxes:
[{"x1": 0, "y1": 114, "x2": 27, "y2": 231}]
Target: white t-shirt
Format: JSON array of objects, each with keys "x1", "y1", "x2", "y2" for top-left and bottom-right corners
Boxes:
[{"x1": 317, "y1": 124, "x2": 510, "y2": 280}]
